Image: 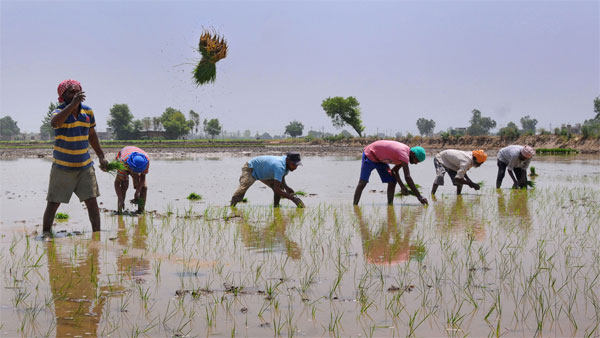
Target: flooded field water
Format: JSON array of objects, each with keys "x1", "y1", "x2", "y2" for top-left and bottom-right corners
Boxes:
[{"x1": 1, "y1": 155, "x2": 599, "y2": 337}]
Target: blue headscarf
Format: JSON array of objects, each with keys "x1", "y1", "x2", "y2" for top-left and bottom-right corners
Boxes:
[{"x1": 126, "y1": 152, "x2": 149, "y2": 173}]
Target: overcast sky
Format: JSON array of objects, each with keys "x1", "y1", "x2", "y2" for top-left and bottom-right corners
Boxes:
[{"x1": 1, "y1": 0, "x2": 598, "y2": 136}]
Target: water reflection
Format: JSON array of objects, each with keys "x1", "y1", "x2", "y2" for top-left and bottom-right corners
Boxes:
[
  {"x1": 355, "y1": 206, "x2": 425, "y2": 265},
  {"x1": 432, "y1": 195, "x2": 486, "y2": 241},
  {"x1": 239, "y1": 208, "x2": 302, "y2": 259},
  {"x1": 45, "y1": 233, "x2": 107, "y2": 337},
  {"x1": 496, "y1": 189, "x2": 532, "y2": 230},
  {"x1": 116, "y1": 215, "x2": 150, "y2": 278}
]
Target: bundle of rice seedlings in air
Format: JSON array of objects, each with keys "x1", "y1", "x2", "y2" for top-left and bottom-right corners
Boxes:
[
  {"x1": 193, "y1": 29, "x2": 228, "y2": 86},
  {"x1": 105, "y1": 160, "x2": 127, "y2": 172}
]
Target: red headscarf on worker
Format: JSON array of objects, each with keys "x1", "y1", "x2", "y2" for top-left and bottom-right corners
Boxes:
[{"x1": 57, "y1": 79, "x2": 82, "y2": 103}]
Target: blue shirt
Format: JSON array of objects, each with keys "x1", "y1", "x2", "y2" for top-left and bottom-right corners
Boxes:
[
  {"x1": 51, "y1": 103, "x2": 96, "y2": 170},
  {"x1": 248, "y1": 155, "x2": 289, "y2": 182}
]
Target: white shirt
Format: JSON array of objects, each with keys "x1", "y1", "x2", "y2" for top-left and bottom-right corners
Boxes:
[
  {"x1": 435, "y1": 150, "x2": 474, "y2": 179},
  {"x1": 497, "y1": 145, "x2": 531, "y2": 170}
]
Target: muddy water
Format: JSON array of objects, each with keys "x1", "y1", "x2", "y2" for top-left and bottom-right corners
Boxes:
[{"x1": 1, "y1": 155, "x2": 599, "y2": 337}]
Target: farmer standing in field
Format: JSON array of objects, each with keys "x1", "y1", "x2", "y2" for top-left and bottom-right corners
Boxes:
[
  {"x1": 230, "y1": 152, "x2": 305, "y2": 208},
  {"x1": 42, "y1": 79, "x2": 108, "y2": 234},
  {"x1": 496, "y1": 145, "x2": 535, "y2": 189},
  {"x1": 353, "y1": 140, "x2": 428, "y2": 206},
  {"x1": 114, "y1": 146, "x2": 150, "y2": 213},
  {"x1": 431, "y1": 149, "x2": 487, "y2": 195}
]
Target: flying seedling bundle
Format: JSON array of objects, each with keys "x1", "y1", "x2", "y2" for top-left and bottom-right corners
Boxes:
[{"x1": 193, "y1": 30, "x2": 228, "y2": 86}]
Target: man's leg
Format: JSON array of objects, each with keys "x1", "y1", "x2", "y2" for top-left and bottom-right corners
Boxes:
[
  {"x1": 431, "y1": 183, "x2": 439, "y2": 195},
  {"x1": 231, "y1": 163, "x2": 255, "y2": 206},
  {"x1": 84, "y1": 198, "x2": 101, "y2": 232},
  {"x1": 42, "y1": 202, "x2": 61, "y2": 233},
  {"x1": 496, "y1": 160, "x2": 507, "y2": 189},
  {"x1": 353, "y1": 180, "x2": 368, "y2": 205},
  {"x1": 386, "y1": 181, "x2": 396, "y2": 205},
  {"x1": 514, "y1": 168, "x2": 526, "y2": 188},
  {"x1": 273, "y1": 191, "x2": 281, "y2": 207},
  {"x1": 456, "y1": 184, "x2": 463, "y2": 195}
]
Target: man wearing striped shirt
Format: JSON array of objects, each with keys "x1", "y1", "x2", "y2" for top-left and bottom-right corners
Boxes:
[
  {"x1": 114, "y1": 146, "x2": 150, "y2": 213},
  {"x1": 42, "y1": 79, "x2": 108, "y2": 234}
]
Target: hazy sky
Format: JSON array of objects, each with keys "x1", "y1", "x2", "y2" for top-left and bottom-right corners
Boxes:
[{"x1": 1, "y1": 0, "x2": 598, "y2": 136}]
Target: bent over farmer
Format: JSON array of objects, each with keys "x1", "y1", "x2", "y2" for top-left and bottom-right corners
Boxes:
[
  {"x1": 431, "y1": 149, "x2": 487, "y2": 195},
  {"x1": 353, "y1": 140, "x2": 428, "y2": 206},
  {"x1": 114, "y1": 146, "x2": 150, "y2": 213},
  {"x1": 496, "y1": 145, "x2": 535, "y2": 189},
  {"x1": 42, "y1": 79, "x2": 108, "y2": 234},
  {"x1": 230, "y1": 152, "x2": 304, "y2": 208}
]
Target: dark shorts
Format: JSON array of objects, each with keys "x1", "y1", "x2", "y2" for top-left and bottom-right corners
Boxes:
[
  {"x1": 433, "y1": 158, "x2": 458, "y2": 186},
  {"x1": 359, "y1": 153, "x2": 395, "y2": 183}
]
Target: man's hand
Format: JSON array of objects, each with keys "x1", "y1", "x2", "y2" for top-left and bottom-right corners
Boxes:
[
  {"x1": 471, "y1": 182, "x2": 481, "y2": 190},
  {"x1": 72, "y1": 91, "x2": 86, "y2": 105},
  {"x1": 99, "y1": 156, "x2": 109, "y2": 172},
  {"x1": 293, "y1": 197, "x2": 305, "y2": 208},
  {"x1": 418, "y1": 196, "x2": 429, "y2": 205},
  {"x1": 400, "y1": 187, "x2": 411, "y2": 196}
]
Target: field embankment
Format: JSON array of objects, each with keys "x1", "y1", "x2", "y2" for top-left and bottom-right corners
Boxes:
[{"x1": 0, "y1": 135, "x2": 598, "y2": 159}]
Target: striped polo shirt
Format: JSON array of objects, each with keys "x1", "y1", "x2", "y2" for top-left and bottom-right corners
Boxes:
[
  {"x1": 116, "y1": 146, "x2": 150, "y2": 178},
  {"x1": 52, "y1": 104, "x2": 96, "y2": 170}
]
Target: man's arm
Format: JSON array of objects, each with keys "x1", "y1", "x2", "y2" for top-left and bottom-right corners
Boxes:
[
  {"x1": 50, "y1": 92, "x2": 85, "y2": 128},
  {"x1": 391, "y1": 165, "x2": 409, "y2": 194},
  {"x1": 272, "y1": 180, "x2": 304, "y2": 207},
  {"x1": 134, "y1": 174, "x2": 146, "y2": 199},
  {"x1": 88, "y1": 127, "x2": 108, "y2": 170},
  {"x1": 281, "y1": 176, "x2": 295, "y2": 195},
  {"x1": 457, "y1": 173, "x2": 480, "y2": 190},
  {"x1": 401, "y1": 165, "x2": 428, "y2": 205}
]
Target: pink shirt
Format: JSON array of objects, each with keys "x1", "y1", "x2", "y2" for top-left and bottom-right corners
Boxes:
[{"x1": 364, "y1": 140, "x2": 410, "y2": 165}]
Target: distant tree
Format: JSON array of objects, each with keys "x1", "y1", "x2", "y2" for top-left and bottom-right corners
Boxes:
[
  {"x1": 140, "y1": 117, "x2": 152, "y2": 131},
  {"x1": 131, "y1": 120, "x2": 143, "y2": 139},
  {"x1": 466, "y1": 109, "x2": 496, "y2": 136},
  {"x1": 340, "y1": 129, "x2": 353, "y2": 138},
  {"x1": 243, "y1": 129, "x2": 252, "y2": 138},
  {"x1": 40, "y1": 102, "x2": 58, "y2": 140},
  {"x1": 582, "y1": 96, "x2": 600, "y2": 138},
  {"x1": 520, "y1": 115, "x2": 538, "y2": 134},
  {"x1": 321, "y1": 96, "x2": 365, "y2": 137},
  {"x1": 416, "y1": 118, "x2": 436, "y2": 136},
  {"x1": 161, "y1": 107, "x2": 191, "y2": 139},
  {"x1": 152, "y1": 117, "x2": 162, "y2": 131},
  {"x1": 108, "y1": 104, "x2": 135, "y2": 139},
  {"x1": 203, "y1": 118, "x2": 222, "y2": 139},
  {"x1": 259, "y1": 132, "x2": 272, "y2": 140},
  {"x1": 0, "y1": 116, "x2": 20, "y2": 140},
  {"x1": 189, "y1": 110, "x2": 200, "y2": 134},
  {"x1": 499, "y1": 122, "x2": 520, "y2": 139},
  {"x1": 285, "y1": 120, "x2": 304, "y2": 138}
]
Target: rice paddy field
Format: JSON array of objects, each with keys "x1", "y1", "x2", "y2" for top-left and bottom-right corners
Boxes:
[{"x1": 1, "y1": 155, "x2": 599, "y2": 337}]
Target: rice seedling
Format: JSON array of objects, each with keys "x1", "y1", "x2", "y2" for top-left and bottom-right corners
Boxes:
[
  {"x1": 187, "y1": 192, "x2": 202, "y2": 201},
  {"x1": 193, "y1": 29, "x2": 228, "y2": 86},
  {"x1": 294, "y1": 191, "x2": 307, "y2": 196},
  {"x1": 54, "y1": 212, "x2": 69, "y2": 220}
]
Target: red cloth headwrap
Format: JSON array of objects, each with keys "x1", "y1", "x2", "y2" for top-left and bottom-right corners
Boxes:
[{"x1": 57, "y1": 79, "x2": 82, "y2": 103}]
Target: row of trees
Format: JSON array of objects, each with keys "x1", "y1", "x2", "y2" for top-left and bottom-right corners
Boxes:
[{"x1": 106, "y1": 104, "x2": 223, "y2": 140}]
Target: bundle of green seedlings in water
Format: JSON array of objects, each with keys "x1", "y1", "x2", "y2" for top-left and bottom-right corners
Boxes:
[
  {"x1": 187, "y1": 192, "x2": 202, "y2": 200},
  {"x1": 105, "y1": 160, "x2": 127, "y2": 172},
  {"x1": 193, "y1": 29, "x2": 228, "y2": 85},
  {"x1": 530, "y1": 166, "x2": 538, "y2": 177},
  {"x1": 130, "y1": 198, "x2": 145, "y2": 209},
  {"x1": 526, "y1": 180, "x2": 536, "y2": 188},
  {"x1": 55, "y1": 212, "x2": 69, "y2": 220}
]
